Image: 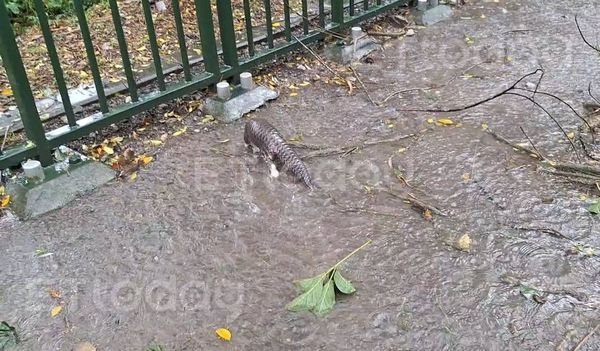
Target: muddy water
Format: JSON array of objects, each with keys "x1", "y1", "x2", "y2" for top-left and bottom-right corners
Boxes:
[{"x1": 1, "y1": 0, "x2": 600, "y2": 350}]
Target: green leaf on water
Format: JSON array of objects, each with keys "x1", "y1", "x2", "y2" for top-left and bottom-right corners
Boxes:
[
  {"x1": 333, "y1": 270, "x2": 356, "y2": 294},
  {"x1": 588, "y1": 200, "x2": 600, "y2": 214},
  {"x1": 0, "y1": 321, "x2": 19, "y2": 349},
  {"x1": 286, "y1": 275, "x2": 325, "y2": 312},
  {"x1": 287, "y1": 240, "x2": 371, "y2": 317},
  {"x1": 294, "y1": 275, "x2": 325, "y2": 293},
  {"x1": 313, "y1": 278, "x2": 335, "y2": 317}
]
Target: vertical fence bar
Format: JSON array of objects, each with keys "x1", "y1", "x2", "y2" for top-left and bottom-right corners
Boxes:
[
  {"x1": 0, "y1": 1, "x2": 52, "y2": 165},
  {"x1": 283, "y1": 0, "x2": 291, "y2": 42},
  {"x1": 364, "y1": 0, "x2": 369, "y2": 11},
  {"x1": 194, "y1": 0, "x2": 220, "y2": 74},
  {"x1": 263, "y1": 0, "x2": 274, "y2": 48},
  {"x1": 349, "y1": 0, "x2": 355, "y2": 16},
  {"x1": 318, "y1": 0, "x2": 325, "y2": 28},
  {"x1": 216, "y1": 0, "x2": 239, "y2": 68},
  {"x1": 376, "y1": 0, "x2": 382, "y2": 5},
  {"x1": 32, "y1": 0, "x2": 76, "y2": 127},
  {"x1": 242, "y1": 0, "x2": 255, "y2": 56},
  {"x1": 331, "y1": 0, "x2": 344, "y2": 26},
  {"x1": 141, "y1": 0, "x2": 166, "y2": 91},
  {"x1": 108, "y1": 0, "x2": 138, "y2": 101},
  {"x1": 74, "y1": 0, "x2": 108, "y2": 113},
  {"x1": 171, "y1": 0, "x2": 192, "y2": 81},
  {"x1": 301, "y1": 0, "x2": 309, "y2": 35}
]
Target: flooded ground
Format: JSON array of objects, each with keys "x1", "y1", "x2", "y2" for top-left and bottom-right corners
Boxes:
[{"x1": 1, "y1": 0, "x2": 599, "y2": 350}]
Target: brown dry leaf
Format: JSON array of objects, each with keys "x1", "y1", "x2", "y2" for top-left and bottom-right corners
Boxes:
[
  {"x1": 48, "y1": 288, "x2": 61, "y2": 299},
  {"x1": 50, "y1": 305, "x2": 63, "y2": 317}
]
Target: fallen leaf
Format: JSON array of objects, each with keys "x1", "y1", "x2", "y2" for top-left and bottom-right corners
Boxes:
[
  {"x1": 566, "y1": 131, "x2": 575, "y2": 140},
  {"x1": 215, "y1": 328, "x2": 231, "y2": 341},
  {"x1": 519, "y1": 285, "x2": 546, "y2": 304},
  {"x1": 48, "y1": 288, "x2": 61, "y2": 299},
  {"x1": 201, "y1": 115, "x2": 215, "y2": 124},
  {"x1": 456, "y1": 234, "x2": 471, "y2": 252},
  {"x1": 481, "y1": 123, "x2": 489, "y2": 130},
  {"x1": 423, "y1": 209, "x2": 433, "y2": 220},
  {"x1": 426, "y1": 118, "x2": 434, "y2": 124},
  {"x1": 0, "y1": 88, "x2": 13, "y2": 96},
  {"x1": 137, "y1": 155, "x2": 153, "y2": 166},
  {"x1": 0, "y1": 321, "x2": 19, "y2": 347},
  {"x1": 172, "y1": 126, "x2": 187, "y2": 137},
  {"x1": 333, "y1": 270, "x2": 356, "y2": 294},
  {"x1": 588, "y1": 200, "x2": 600, "y2": 214},
  {"x1": 437, "y1": 118, "x2": 454, "y2": 126},
  {"x1": 129, "y1": 172, "x2": 138, "y2": 181},
  {"x1": 289, "y1": 92, "x2": 299, "y2": 97},
  {"x1": 50, "y1": 306, "x2": 63, "y2": 317},
  {"x1": 101, "y1": 145, "x2": 114, "y2": 155},
  {"x1": 73, "y1": 341, "x2": 96, "y2": 351},
  {"x1": 0, "y1": 195, "x2": 10, "y2": 208},
  {"x1": 462, "y1": 173, "x2": 471, "y2": 182},
  {"x1": 145, "y1": 140, "x2": 163, "y2": 146}
]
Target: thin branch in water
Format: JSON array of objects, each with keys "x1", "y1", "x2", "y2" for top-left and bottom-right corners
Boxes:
[
  {"x1": 519, "y1": 126, "x2": 545, "y2": 160},
  {"x1": 588, "y1": 82, "x2": 600, "y2": 106},
  {"x1": 398, "y1": 69, "x2": 543, "y2": 113},
  {"x1": 572, "y1": 323, "x2": 600, "y2": 351},
  {"x1": 504, "y1": 91, "x2": 581, "y2": 162},
  {"x1": 487, "y1": 128, "x2": 541, "y2": 159},
  {"x1": 349, "y1": 66, "x2": 377, "y2": 106},
  {"x1": 514, "y1": 87, "x2": 593, "y2": 131},
  {"x1": 575, "y1": 15, "x2": 600, "y2": 53}
]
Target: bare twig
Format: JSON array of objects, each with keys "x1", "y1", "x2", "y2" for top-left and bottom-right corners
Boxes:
[
  {"x1": 575, "y1": 15, "x2": 600, "y2": 53},
  {"x1": 381, "y1": 189, "x2": 447, "y2": 216},
  {"x1": 301, "y1": 133, "x2": 415, "y2": 160},
  {"x1": 379, "y1": 60, "x2": 491, "y2": 105},
  {"x1": 349, "y1": 66, "x2": 377, "y2": 106},
  {"x1": 513, "y1": 226, "x2": 571, "y2": 240},
  {"x1": 519, "y1": 126, "x2": 545, "y2": 160},
  {"x1": 588, "y1": 82, "x2": 600, "y2": 106},
  {"x1": 292, "y1": 34, "x2": 346, "y2": 82},
  {"x1": 366, "y1": 31, "x2": 406, "y2": 38},
  {"x1": 572, "y1": 323, "x2": 600, "y2": 351},
  {"x1": 1, "y1": 124, "x2": 12, "y2": 153},
  {"x1": 487, "y1": 128, "x2": 541, "y2": 159}
]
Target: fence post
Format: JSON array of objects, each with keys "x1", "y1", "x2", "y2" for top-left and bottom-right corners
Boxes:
[
  {"x1": 216, "y1": 0, "x2": 239, "y2": 68},
  {"x1": 331, "y1": 0, "x2": 344, "y2": 27},
  {"x1": 0, "y1": 0, "x2": 52, "y2": 166}
]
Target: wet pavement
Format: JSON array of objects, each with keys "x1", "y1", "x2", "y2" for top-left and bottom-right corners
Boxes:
[{"x1": 1, "y1": 0, "x2": 599, "y2": 350}]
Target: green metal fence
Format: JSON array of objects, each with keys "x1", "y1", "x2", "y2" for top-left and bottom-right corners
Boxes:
[{"x1": 0, "y1": 0, "x2": 408, "y2": 169}]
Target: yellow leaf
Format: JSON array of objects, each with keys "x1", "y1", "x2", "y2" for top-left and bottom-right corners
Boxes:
[
  {"x1": 481, "y1": 123, "x2": 489, "y2": 130},
  {"x1": 173, "y1": 126, "x2": 187, "y2": 137},
  {"x1": 193, "y1": 48, "x2": 202, "y2": 56},
  {"x1": 423, "y1": 209, "x2": 433, "y2": 220},
  {"x1": 1, "y1": 88, "x2": 13, "y2": 96},
  {"x1": 201, "y1": 115, "x2": 215, "y2": 124},
  {"x1": 79, "y1": 71, "x2": 89, "y2": 79},
  {"x1": 437, "y1": 118, "x2": 454, "y2": 126},
  {"x1": 462, "y1": 173, "x2": 471, "y2": 182},
  {"x1": 129, "y1": 172, "x2": 138, "y2": 181},
  {"x1": 138, "y1": 155, "x2": 153, "y2": 165},
  {"x1": 456, "y1": 234, "x2": 471, "y2": 252},
  {"x1": 272, "y1": 22, "x2": 281, "y2": 28},
  {"x1": 465, "y1": 36, "x2": 474, "y2": 44},
  {"x1": 101, "y1": 145, "x2": 114, "y2": 155},
  {"x1": 298, "y1": 81, "x2": 311, "y2": 87},
  {"x1": 0, "y1": 195, "x2": 10, "y2": 208},
  {"x1": 426, "y1": 118, "x2": 434, "y2": 124},
  {"x1": 145, "y1": 140, "x2": 163, "y2": 146},
  {"x1": 289, "y1": 92, "x2": 299, "y2": 97},
  {"x1": 567, "y1": 132, "x2": 575, "y2": 140},
  {"x1": 51, "y1": 305, "x2": 63, "y2": 317},
  {"x1": 579, "y1": 194, "x2": 588, "y2": 201},
  {"x1": 0, "y1": 185, "x2": 5, "y2": 196},
  {"x1": 216, "y1": 328, "x2": 232, "y2": 341}
]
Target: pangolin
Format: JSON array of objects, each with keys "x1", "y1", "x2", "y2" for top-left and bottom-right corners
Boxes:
[{"x1": 244, "y1": 118, "x2": 318, "y2": 189}]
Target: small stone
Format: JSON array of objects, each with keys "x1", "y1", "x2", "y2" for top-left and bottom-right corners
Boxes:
[
  {"x1": 406, "y1": 29, "x2": 415, "y2": 36},
  {"x1": 155, "y1": 0, "x2": 167, "y2": 12}
]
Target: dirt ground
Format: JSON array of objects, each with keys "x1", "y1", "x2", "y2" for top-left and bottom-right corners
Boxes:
[{"x1": 1, "y1": 0, "x2": 600, "y2": 350}]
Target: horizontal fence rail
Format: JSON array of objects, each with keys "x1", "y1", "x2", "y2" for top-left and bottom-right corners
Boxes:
[{"x1": 0, "y1": 0, "x2": 409, "y2": 169}]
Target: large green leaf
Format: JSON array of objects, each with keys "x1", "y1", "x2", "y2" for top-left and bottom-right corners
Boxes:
[
  {"x1": 0, "y1": 321, "x2": 19, "y2": 349},
  {"x1": 588, "y1": 200, "x2": 600, "y2": 214},
  {"x1": 294, "y1": 275, "x2": 325, "y2": 293},
  {"x1": 333, "y1": 270, "x2": 356, "y2": 294},
  {"x1": 313, "y1": 279, "x2": 335, "y2": 317},
  {"x1": 286, "y1": 276, "x2": 324, "y2": 312}
]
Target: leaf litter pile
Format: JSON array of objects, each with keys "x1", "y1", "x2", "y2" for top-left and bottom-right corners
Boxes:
[{"x1": 0, "y1": 0, "x2": 307, "y2": 111}]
